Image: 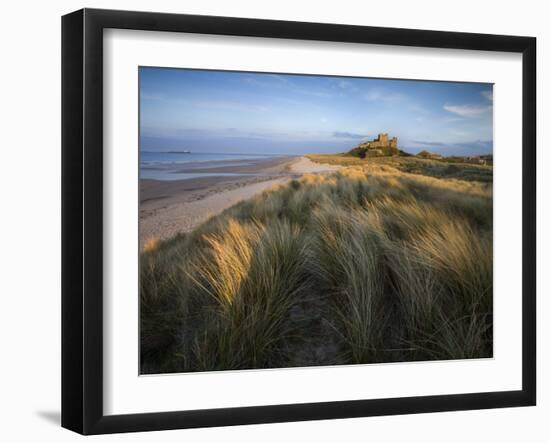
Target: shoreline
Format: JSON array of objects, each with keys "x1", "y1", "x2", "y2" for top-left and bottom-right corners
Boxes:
[{"x1": 140, "y1": 156, "x2": 341, "y2": 247}]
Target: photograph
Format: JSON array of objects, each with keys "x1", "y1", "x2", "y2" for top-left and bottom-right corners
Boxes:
[{"x1": 139, "y1": 67, "x2": 494, "y2": 375}]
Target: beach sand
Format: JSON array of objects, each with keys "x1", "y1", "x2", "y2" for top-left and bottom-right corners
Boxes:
[{"x1": 140, "y1": 156, "x2": 341, "y2": 246}]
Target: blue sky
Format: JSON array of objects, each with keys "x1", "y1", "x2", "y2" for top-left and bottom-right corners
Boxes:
[{"x1": 140, "y1": 67, "x2": 493, "y2": 156}]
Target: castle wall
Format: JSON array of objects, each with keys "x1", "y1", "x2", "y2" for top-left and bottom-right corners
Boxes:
[{"x1": 353, "y1": 133, "x2": 398, "y2": 156}]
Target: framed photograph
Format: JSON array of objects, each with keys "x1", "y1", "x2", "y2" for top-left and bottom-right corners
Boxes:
[{"x1": 61, "y1": 8, "x2": 536, "y2": 435}]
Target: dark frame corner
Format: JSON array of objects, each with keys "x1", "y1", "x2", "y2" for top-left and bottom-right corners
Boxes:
[{"x1": 62, "y1": 8, "x2": 536, "y2": 435}]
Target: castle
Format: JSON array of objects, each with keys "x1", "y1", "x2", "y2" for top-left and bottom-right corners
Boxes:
[{"x1": 350, "y1": 133, "x2": 399, "y2": 157}]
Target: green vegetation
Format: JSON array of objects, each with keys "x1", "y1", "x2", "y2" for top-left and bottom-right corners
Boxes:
[
  {"x1": 141, "y1": 156, "x2": 493, "y2": 373},
  {"x1": 348, "y1": 144, "x2": 399, "y2": 157},
  {"x1": 308, "y1": 154, "x2": 493, "y2": 182}
]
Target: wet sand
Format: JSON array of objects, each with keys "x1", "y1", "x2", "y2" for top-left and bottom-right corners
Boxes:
[{"x1": 140, "y1": 156, "x2": 341, "y2": 246}]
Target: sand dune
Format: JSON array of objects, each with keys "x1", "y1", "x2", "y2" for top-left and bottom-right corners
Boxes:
[{"x1": 289, "y1": 156, "x2": 342, "y2": 174}]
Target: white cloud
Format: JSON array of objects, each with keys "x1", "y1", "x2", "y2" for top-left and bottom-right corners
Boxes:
[
  {"x1": 408, "y1": 104, "x2": 430, "y2": 115},
  {"x1": 443, "y1": 104, "x2": 492, "y2": 118},
  {"x1": 243, "y1": 74, "x2": 333, "y2": 98},
  {"x1": 140, "y1": 93, "x2": 185, "y2": 104},
  {"x1": 195, "y1": 99, "x2": 269, "y2": 113},
  {"x1": 364, "y1": 88, "x2": 405, "y2": 103},
  {"x1": 338, "y1": 80, "x2": 353, "y2": 89},
  {"x1": 481, "y1": 90, "x2": 493, "y2": 101}
]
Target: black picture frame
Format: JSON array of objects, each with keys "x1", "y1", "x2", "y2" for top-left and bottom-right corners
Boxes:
[{"x1": 62, "y1": 8, "x2": 536, "y2": 435}]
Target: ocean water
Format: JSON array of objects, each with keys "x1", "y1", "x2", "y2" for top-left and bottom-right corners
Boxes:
[
  {"x1": 141, "y1": 151, "x2": 279, "y2": 166},
  {"x1": 140, "y1": 151, "x2": 285, "y2": 181}
]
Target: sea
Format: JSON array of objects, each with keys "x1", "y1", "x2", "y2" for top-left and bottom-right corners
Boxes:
[{"x1": 140, "y1": 151, "x2": 287, "y2": 181}]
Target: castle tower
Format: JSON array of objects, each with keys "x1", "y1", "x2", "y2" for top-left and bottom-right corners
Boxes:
[{"x1": 378, "y1": 133, "x2": 389, "y2": 144}]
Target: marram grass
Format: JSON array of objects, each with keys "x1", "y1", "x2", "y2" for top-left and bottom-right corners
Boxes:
[{"x1": 140, "y1": 157, "x2": 493, "y2": 373}]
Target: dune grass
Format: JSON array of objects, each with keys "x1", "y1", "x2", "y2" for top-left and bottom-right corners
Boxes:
[
  {"x1": 140, "y1": 156, "x2": 493, "y2": 373},
  {"x1": 308, "y1": 154, "x2": 493, "y2": 183}
]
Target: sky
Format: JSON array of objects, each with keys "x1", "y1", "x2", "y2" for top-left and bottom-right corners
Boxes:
[{"x1": 139, "y1": 67, "x2": 493, "y2": 156}]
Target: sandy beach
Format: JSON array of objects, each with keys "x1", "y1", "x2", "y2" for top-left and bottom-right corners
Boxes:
[{"x1": 140, "y1": 156, "x2": 341, "y2": 246}]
